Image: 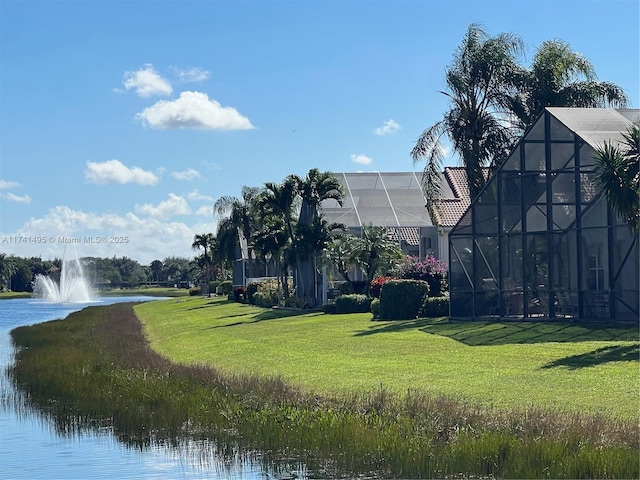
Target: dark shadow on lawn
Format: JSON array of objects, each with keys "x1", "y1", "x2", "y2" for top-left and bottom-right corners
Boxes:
[
  {"x1": 204, "y1": 308, "x2": 319, "y2": 330},
  {"x1": 355, "y1": 318, "x2": 639, "y2": 346},
  {"x1": 187, "y1": 299, "x2": 234, "y2": 310},
  {"x1": 541, "y1": 344, "x2": 639, "y2": 369}
]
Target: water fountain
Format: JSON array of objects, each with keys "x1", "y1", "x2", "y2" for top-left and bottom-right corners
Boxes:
[{"x1": 33, "y1": 253, "x2": 93, "y2": 303}]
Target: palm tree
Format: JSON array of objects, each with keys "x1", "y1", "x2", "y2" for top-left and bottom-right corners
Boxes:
[
  {"x1": 215, "y1": 217, "x2": 240, "y2": 278},
  {"x1": 594, "y1": 122, "x2": 640, "y2": 233},
  {"x1": 191, "y1": 233, "x2": 215, "y2": 296},
  {"x1": 411, "y1": 23, "x2": 523, "y2": 207},
  {"x1": 256, "y1": 176, "x2": 300, "y2": 297},
  {"x1": 213, "y1": 186, "x2": 263, "y2": 259},
  {"x1": 354, "y1": 226, "x2": 403, "y2": 295},
  {"x1": 252, "y1": 216, "x2": 292, "y2": 299},
  {"x1": 296, "y1": 169, "x2": 345, "y2": 306},
  {"x1": 510, "y1": 40, "x2": 629, "y2": 129}
]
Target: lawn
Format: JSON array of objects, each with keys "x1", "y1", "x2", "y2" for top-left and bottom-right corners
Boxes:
[
  {"x1": 0, "y1": 291, "x2": 32, "y2": 299},
  {"x1": 135, "y1": 296, "x2": 639, "y2": 419},
  {"x1": 100, "y1": 286, "x2": 190, "y2": 297}
]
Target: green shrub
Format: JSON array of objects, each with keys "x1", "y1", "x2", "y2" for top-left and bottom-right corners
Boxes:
[
  {"x1": 246, "y1": 282, "x2": 259, "y2": 305},
  {"x1": 253, "y1": 291, "x2": 279, "y2": 308},
  {"x1": 322, "y1": 301, "x2": 337, "y2": 314},
  {"x1": 284, "y1": 295, "x2": 304, "y2": 308},
  {"x1": 188, "y1": 286, "x2": 201, "y2": 296},
  {"x1": 379, "y1": 279, "x2": 429, "y2": 320},
  {"x1": 335, "y1": 294, "x2": 372, "y2": 314},
  {"x1": 217, "y1": 280, "x2": 233, "y2": 295},
  {"x1": 209, "y1": 281, "x2": 220, "y2": 294},
  {"x1": 370, "y1": 298, "x2": 381, "y2": 318},
  {"x1": 421, "y1": 296, "x2": 449, "y2": 317}
]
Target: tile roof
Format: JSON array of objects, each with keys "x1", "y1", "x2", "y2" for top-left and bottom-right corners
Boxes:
[
  {"x1": 431, "y1": 167, "x2": 489, "y2": 228},
  {"x1": 388, "y1": 227, "x2": 421, "y2": 246}
]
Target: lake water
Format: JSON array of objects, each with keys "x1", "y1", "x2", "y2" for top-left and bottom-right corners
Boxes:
[{"x1": 0, "y1": 297, "x2": 299, "y2": 480}]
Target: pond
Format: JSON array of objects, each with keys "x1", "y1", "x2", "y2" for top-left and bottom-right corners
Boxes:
[{"x1": 0, "y1": 297, "x2": 300, "y2": 479}]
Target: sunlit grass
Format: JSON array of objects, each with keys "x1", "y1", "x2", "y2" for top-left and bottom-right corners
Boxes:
[
  {"x1": 136, "y1": 296, "x2": 639, "y2": 419},
  {"x1": 0, "y1": 291, "x2": 32, "y2": 299},
  {"x1": 8, "y1": 301, "x2": 639, "y2": 479}
]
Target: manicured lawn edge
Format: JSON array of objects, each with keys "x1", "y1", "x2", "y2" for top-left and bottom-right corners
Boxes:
[
  {"x1": 136, "y1": 296, "x2": 640, "y2": 419},
  {"x1": 8, "y1": 301, "x2": 639, "y2": 479}
]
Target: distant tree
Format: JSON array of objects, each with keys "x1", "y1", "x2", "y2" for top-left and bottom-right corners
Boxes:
[
  {"x1": 150, "y1": 259, "x2": 163, "y2": 283},
  {"x1": 594, "y1": 121, "x2": 640, "y2": 233},
  {"x1": 0, "y1": 253, "x2": 17, "y2": 291}
]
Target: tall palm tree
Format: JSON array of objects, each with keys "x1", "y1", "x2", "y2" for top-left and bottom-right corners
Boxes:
[
  {"x1": 510, "y1": 40, "x2": 629, "y2": 129},
  {"x1": 191, "y1": 233, "x2": 215, "y2": 296},
  {"x1": 213, "y1": 186, "x2": 263, "y2": 257},
  {"x1": 594, "y1": 122, "x2": 640, "y2": 233},
  {"x1": 412, "y1": 23, "x2": 523, "y2": 207},
  {"x1": 256, "y1": 176, "x2": 300, "y2": 297},
  {"x1": 215, "y1": 217, "x2": 240, "y2": 273},
  {"x1": 296, "y1": 169, "x2": 345, "y2": 306}
]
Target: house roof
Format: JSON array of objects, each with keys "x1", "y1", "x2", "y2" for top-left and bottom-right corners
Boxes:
[
  {"x1": 320, "y1": 171, "x2": 433, "y2": 228},
  {"x1": 547, "y1": 108, "x2": 640, "y2": 149},
  {"x1": 321, "y1": 169, "x2": 478, "y2": 230},
  {"x1": 430, "y1": 167, "x2": 490, "y2": 228}
]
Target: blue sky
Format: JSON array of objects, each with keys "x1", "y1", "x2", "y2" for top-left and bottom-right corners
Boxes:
[{"x1": 1, "y1": 0, "x2": 638, "y2": 264}]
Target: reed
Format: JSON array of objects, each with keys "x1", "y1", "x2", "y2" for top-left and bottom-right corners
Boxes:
[{"x1": 7, "y1": 302, "x2": 639, "y2": 478}]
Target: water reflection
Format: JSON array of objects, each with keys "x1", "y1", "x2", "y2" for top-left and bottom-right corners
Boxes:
[{"x1": 0, "y1": 298, "x2": 291, "y2": 480}]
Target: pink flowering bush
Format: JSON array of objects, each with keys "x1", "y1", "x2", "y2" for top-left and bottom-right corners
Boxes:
[{"x1": 392, "y1": 254, "x2": 448, "y2": 297}]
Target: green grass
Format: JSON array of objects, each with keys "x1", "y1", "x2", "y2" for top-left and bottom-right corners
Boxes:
[
  {"x1": 9, "y1": 301, "x2": 639, "y2": 478},
  {"x1": 99, "y1": 287, "x2": 190, "y2": 297},
  {"x1": 136, "y1": 296, "x2": 640, "y2": 419},
  {"x1": 0, "y1": 291, "x2": 32, "y2": 299}
]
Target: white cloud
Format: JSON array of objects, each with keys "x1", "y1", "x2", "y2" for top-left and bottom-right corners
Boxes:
[
  {"x1": 374, "y1": 119, "x2": 401, "y2": 136},
  {"x1": 123, "y1": 64, "x2": 173, "y2": 98},
  {"x1": 0, "y1": 180, "x2": 20, "y2": 189},
  {"x1": 1, "y1": 192, "x2": 31, "y2": 204},
  {"x1": 85, "y1": 159, "x2": 160, "y2": 186},
  {"x1": 351, "y1": 154, "x2": 373, "y2": 165},
  {"x1": 136, "y1": 91, "x2": 254, "y2": 130},
  {"x1": 134, "y1": 193, "x2": 191, "y2": 220},
  {"x1": 2, "y1": 205, "x2": 203, "y2": 264},
  {"x1": 188, "y1": 189, "x2": 214, "y2": 201},
  {"x1": 195, "y1": 205, "x2": 213, "y2": 217},
  {"x1": 171, "y1": 168, "x2": 202, "y2": 181},
  {"x1": 171, "y1": 66, "x2": 211, "y2": 83}
]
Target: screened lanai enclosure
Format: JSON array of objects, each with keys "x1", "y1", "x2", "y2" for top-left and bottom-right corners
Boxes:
[
  {"x1": 321, "y1": 172, "x2": 437, "y2": 259},
  {"x1": 449, "y1": 108, "x2": 639, "y2": 323}
]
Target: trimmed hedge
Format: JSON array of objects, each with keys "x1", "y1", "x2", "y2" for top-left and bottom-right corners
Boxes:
[
  {"x1": 334, "y1": 294, "x2": 372, "y2": 314},
  {"x1": 217, "y1": 280, "x2": 233, "y2": 295},
  {"x1": 378, "y1": 279, "x2": 429, "y2": 320},
  {"x1": 421, "y1": 296, "x2": 450, "y2": 317},
  {"x1": 370, "y1": 298, "x2": 381, "y2": 318}
]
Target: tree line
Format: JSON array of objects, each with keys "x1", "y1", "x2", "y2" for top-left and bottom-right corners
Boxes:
[{"x1": 0, "y1": 253, "x2": 198, "y2": 292}]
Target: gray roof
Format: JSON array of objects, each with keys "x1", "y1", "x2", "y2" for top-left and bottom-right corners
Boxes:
[
  {"x1": 547, "y1": 108, "x2": 639, "y2": 149},
  {"x1": 320, "y1": 171, "x2": 433, "y2": 228}
]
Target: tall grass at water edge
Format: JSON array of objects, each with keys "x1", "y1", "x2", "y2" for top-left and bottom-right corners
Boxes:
[{"x1": 5, "y1": 302, "x2": 639, "y2": 479}]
